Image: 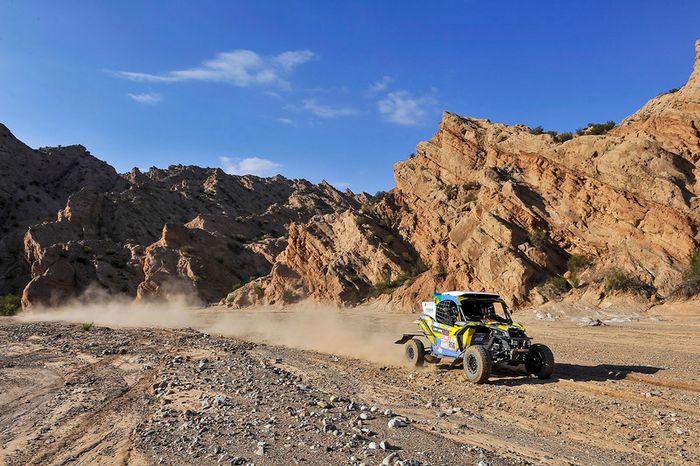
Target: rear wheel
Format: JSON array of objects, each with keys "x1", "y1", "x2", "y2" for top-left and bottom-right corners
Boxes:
[
  {"x1": 526, "y1": 344, "x2": 555, "y2": 379},
  {"x1": 463, "y1": 345, "x2": 491, "y2": 384},
  {"x1": 405, "y1": 338, "x2": 425, "y2": 367}
]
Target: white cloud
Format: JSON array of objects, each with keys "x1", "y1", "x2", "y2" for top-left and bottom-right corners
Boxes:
[
  {"x1": 277, "y1": 118, "x2": 295, "y2": 125},
  {"x1": 219, "y1": 156, "x2": 282, "y2": 177},
  {"x1": 127, "y1": 92, "x2": 162, "y2": 104},
  {"x1": 377, "y1": 90, "x2": 432, "y2": 126},
  {"x1": 368, "y1": 75, "x2": 393, "y2": 93},
  {"x1": 332, "y1": 181, "x2": 351, "y2": 190},
  {"x1": 114, "y1": 49, "x2": 314, "y2": 88},
  {"x1": 302, "y1": 99, "x2": 357, "y2": 118}
]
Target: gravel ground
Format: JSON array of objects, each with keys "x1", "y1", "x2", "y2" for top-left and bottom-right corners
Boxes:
[{"x1": 0, "y1": 307, "x2": 699, "y2": 465}]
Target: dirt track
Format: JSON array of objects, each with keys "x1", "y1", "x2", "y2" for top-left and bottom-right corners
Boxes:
[{"x1": 1, "y1": 305, "x2": 699, "y2": 465}]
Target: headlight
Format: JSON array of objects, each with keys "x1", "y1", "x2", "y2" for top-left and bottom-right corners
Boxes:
[{"x1": 491, "y1": 328, "x2": 509, "y2": 338}]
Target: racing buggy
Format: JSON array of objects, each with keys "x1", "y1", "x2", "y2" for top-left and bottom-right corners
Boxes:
[{"x1": 396, "y1": 291, "x2": 554, "y2": 383}]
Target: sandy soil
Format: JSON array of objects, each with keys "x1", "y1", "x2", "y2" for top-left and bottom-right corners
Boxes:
[{"x1": 0, "y1": 303, "x2": 699, "y2": 465}]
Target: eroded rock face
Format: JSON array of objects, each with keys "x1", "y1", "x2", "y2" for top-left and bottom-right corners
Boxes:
[
  {"x1": 226, "y1": 39, "x2": 700, "y2": 310},
  {"x1": 223, "y1": 210, "x2": 420, "y2": 307},
  {"x1": 6, "y1": 39, "x2": 700, "y2": 310},
  {"x1": 7, "y1": 151, "x2": 360, "y2": 307}
]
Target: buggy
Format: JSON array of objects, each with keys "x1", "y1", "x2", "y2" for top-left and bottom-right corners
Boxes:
[{"x1": 396, "y1": 291, "x2": 554, "y2": 383}]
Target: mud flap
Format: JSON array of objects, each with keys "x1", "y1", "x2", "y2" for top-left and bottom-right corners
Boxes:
[{"x1": 394, "y1": 334, "x2": 422, "y2": 344}]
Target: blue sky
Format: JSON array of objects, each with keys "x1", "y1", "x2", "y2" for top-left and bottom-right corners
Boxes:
[{"x1": 1, "y1": 1, "x2": 699, "y2": 193}]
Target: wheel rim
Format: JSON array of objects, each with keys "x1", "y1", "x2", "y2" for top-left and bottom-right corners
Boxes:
[
  {"x1": 528, "y1": 351, "x2": 543, "y2": 371},
  {"x1": 407, "y1": 346, "x2": 415, "y2": 360},
  {"x1": 467, "y1": 354, "x2": 478, "y2": 373}
]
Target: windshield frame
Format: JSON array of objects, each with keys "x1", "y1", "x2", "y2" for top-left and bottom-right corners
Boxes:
[{"x1": 458, "y1": 297, "x2": 512, "y2": 324}]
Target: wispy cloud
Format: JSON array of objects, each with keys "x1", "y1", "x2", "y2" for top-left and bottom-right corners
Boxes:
[
  {"x1": 368, "y1": 75, "x2": 393, "y2": 93},
  {"x1": 377, "y1": 90, "x2": 433, "y2": 126},
  {"x1": 219, "y1": 156, "x2": 282, "y2": 177},
  {"x1": 302, "y1": 99, "x2": 357, "y2": 118},
  {"x1": 277, "y1": 118, "x2": 295, "y2": 125},
  {"x1": 127, "y1": 92, "x2": 162, "y2": 104},
  {"x1": 331, "y1": 181, "x2": 351, "y2": 190},
  {"x1": 114, "y1": 49, "x2": 314, "y2": 88}
]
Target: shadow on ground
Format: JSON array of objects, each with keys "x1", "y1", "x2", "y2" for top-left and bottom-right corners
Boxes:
[{"x1": 434, "y1": 361, "x2": 662, "y2": 386}]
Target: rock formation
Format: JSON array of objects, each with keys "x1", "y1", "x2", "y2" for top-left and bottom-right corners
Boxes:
[
  {"x1": 3, "y1": 39, "x2": 700, "y2": 311},
  {"x1": 226, "y1": 39, "x2": 700, "y2": 310}
]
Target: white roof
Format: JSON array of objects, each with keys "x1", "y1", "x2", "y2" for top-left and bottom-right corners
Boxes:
[{"x1": 440, "y1": 291, "x2": 500, "y2": 297}]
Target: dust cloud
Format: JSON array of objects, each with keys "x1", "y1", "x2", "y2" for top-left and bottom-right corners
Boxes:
[{"x1": 19, "y1": 296, "x2": 417, "y2": 365}]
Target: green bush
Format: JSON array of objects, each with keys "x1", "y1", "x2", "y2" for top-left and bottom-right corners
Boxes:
[
  {"x1": 604, "y1": 268, "x2": 646, "y2": 292},
  {"x1": 382, "y1": 234, "x2": 395, "y2": 245},
  {"x1": 541, "y1": 276, "x2": 570, "y2": 300},
  {"x1": 0, "y1": 294, "x2": 21, "y2": 316},
  {"x1": 81, "y1": 322, "x2": 94, "y2": 331},
  {"x1": 370, "y1": 273, "x2": 411, "y2": 297},
  {"x1": 587, "y1": 121, "x2": 616, "y2": 135},
  {"x1": 676, "y1": 250, "x2": 700, "y2": 297},
  {"x1": 567, "y1": 254, "x2": 591, "y2": 273},
  {"x1": 462, "y1": 181, "x2": 481, "y2": 191},
  {"x1": 463, "y1": 192, "x2": 477, "y2": 204},
  {"x1": 528, "y1": 228, "x2": 548, "y2": 249},
  {"x1": 529, "y1": 125, "x2": 544, "y2": 135},
  {"x1": 444, "y1": 184, "x2": 458, "y2": 200},
  {"x1": 668, "y1": 88, "x2": 680, "y2": 94},
  {"x1": 554, "y1": 132, "x2": 573, "y2": 143},
  {"x1": 411, "y1": 257, "x2": 429, "y2": 276},
  {"x1": 281, "y1": 288, "x2": 297, "y2": 303},
  {"x1": 180, "y1": 246, "x2": 194, "y2": 257}
]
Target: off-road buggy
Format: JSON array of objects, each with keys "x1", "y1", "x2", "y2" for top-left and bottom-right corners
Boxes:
[{"x1": 396, "y1": 291, "x2": 554, "y2": 383}]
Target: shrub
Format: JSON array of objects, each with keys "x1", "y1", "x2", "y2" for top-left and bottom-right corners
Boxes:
[
  {"x1": 369, "y1": 273, "x2": 411, "y2": 297},
  {"x1": 401, "y1": 251, "x2": 412, "y2": 262},
  {"x1": 587, "y1": 121, "x2": 616, "y2": 136},
  {"x1": 252, "y1": 283, "x2": 264, "y2": 297},
  {"x1": 604, "y1": 268, "x2": 646, "y2": 292},
  {"x1": 668, "y1": 88, "x2": 680, "y2": 94},
  {"x1": 528, "y1": 228, "x2": 548, "y2": 249},
  {"x1": 554, "y1": 132, "x2": 573, "y2": 143},
  {"x1": 82, "y1": 245, "x2": 92, "y2": 254},
  {"x1": 462, "y1": 181, "x2": 481, "y2": 191},
  {"x1": 444, "y1": 184, "x2": 458, "y2": 200},
  {"x1": 382, "y1": 234, "x2": 395, "y2": 245},
  {"x1": 567, "y1": 254, "x2": 591, "y2": 274},
  {"x1": 192, "y1": 274, "x2": 204, "y2": 283},
  {"x1": 281, "y1": 288, "x2": 297, "y2": 303},
  {"x1": 676, "y1": 250, "x2": 700, "y2": 297},
  {"x1": 0, "y1": 294, "x2": 21, "y2": 316},
  {"x1": 530, "y1": 125, "x2": 544, "y2": 135},
  {"x1": 463, "y1": 192, "x2": 477, "y2": 204},
  {"x1": 433, "y1": 259, "x2": 447, "y2": 280},
  {"x1": 81, "y1": 322, "x2": 94, "y2": 331},
  {"x1": 411, "y1": 257, "x2": 429, "y2": 276},
  {"x1": 541, "y1": 276, "x2": 570, "y2": 300},
  {"x1": 180, "y1": 246, "x2": 193, "y2": 257}
]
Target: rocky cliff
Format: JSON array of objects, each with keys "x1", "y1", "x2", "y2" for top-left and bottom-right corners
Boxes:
[
  {"x1": 225, "y1": 39, "x2": 700, "y2": 310},
  {"x1": 0, "y1": 130, "x2": 360, "y2": 307},
  {"x1": 4, "y1": 39, "x2": 700, "y2": 311}
]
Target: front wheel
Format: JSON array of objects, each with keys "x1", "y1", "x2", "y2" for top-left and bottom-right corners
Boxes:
[
  {"x1": 463, "y1": 345, "x2": 491, "y2": 384},
  {"x1": 526, "y1": 344, "x2": 555, "y2": 379},
  {"x1": 405, "y1": 338, "x2": 425, "y2": 367}
]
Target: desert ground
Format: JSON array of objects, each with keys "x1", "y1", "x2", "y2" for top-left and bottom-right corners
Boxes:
[{"x1": 1, "y1": 302, "x2": 699, "y2": 466}]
